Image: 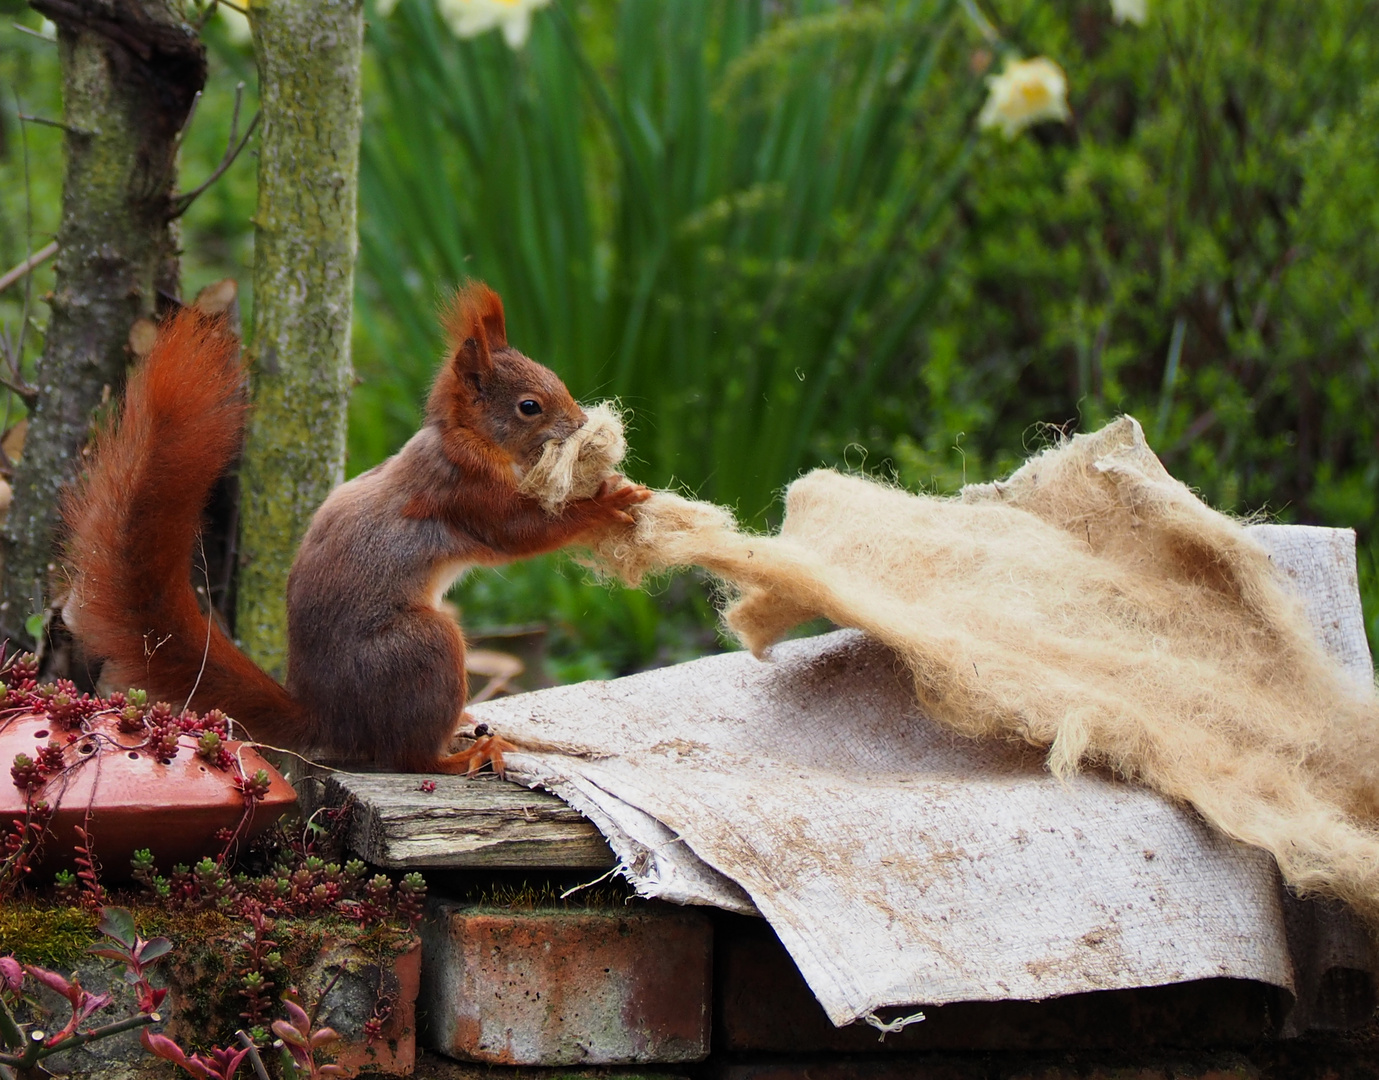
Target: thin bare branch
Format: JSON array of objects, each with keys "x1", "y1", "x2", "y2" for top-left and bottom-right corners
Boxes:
[
  {"x1": 12, "y1": 23, "x2": 57, "y2": 42},
  {"x1": 172, "y1": 107, "x2": 260, "y2": 217},
  {"x1": 0, "y1": 373, "x2": 39, "y2": 408},
  {"x1": 0, "y1": 241, "x2": 58, "y2": 296},
  {"x1": 173, "y1": 88, "x2": 203, "y2": 152},
  {"x1": 236, "y1": 1030, "x2": 271, "y2": 1080},
  {"x1": 15, "y1": 90, "x2": 37, "y2": 365},
  {"x1": 225, "y1": 81, "x2": 244, "y2": 157},
  {"x1": 17, "y1": 113, "x2": 98, "y2": 137}
]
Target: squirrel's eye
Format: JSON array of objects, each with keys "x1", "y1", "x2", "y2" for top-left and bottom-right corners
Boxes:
[{"x1": 518, "y1": 399, "x2": 542, "y2": 417}]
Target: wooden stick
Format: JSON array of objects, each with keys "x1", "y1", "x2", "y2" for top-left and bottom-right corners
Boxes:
[{"x1": 0, "y1": 241, "x2": 58, "y2": 296}]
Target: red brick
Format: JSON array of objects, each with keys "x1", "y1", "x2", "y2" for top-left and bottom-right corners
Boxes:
[
  {"x1": 420, "y1": 899, "x2": 712, "y2": 1065},
  {"x1": 163, "y1": 931, "x2": 420, "y2": 1078},
  {"x1": 1004, "y1": 1070, "x2": 1169, "y2": 1080},
  {"x1": 325, "y1": 938, "x2": 421, "y2": 1077},
  {"x1": 716, "y1": 1062, "x2": 983, "y2": 1080}
]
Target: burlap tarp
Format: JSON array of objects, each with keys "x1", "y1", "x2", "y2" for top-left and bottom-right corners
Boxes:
[{"x1": 469, "y1": 415, "x2": 1378, "y2": 1025}]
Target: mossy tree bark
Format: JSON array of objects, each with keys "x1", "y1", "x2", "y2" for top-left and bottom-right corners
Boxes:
[
  {"x1": 1, "y1": 0, "x2": 205, "y2": 646},
  {"x1": 236, "y1": 0, "x2": 363, "y2": 678}
]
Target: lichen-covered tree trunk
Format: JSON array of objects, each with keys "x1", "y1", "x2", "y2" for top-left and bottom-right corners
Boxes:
[
  {"x1": 236, "y1": 0, "x2": 363, "y2": 678},
  {"x1": 0, "y1": 0, "x2": 205, "y2": 645}
]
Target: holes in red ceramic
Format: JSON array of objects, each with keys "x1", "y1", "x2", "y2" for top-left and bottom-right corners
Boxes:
[{"x1": 32, "y1": 729, "x2": 48, "y2": 739}]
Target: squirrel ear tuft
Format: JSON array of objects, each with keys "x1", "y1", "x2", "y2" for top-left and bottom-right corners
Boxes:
[{"x1": 442, "y1": 282, "x2": 507, "y2": 373}]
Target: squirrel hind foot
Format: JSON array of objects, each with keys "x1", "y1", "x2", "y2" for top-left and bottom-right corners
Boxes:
[{"x1": 432, "y1": 733, "x2": 515, "y2": 778}]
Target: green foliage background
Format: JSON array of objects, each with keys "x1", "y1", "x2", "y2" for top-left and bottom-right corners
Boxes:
[{"x1": 1, "y1": 0, "x2": 1376, "y2": 678}]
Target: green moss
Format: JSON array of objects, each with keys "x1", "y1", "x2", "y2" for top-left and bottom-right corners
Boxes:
[
  {"x1": 464, "y1": 879, "x2": 640, "y2": 912},
  {"x1": 133, "y1": 906, "x2": 235, "y2": 943},
  {"x1": 0, "y1": 897, "x2": 416, "y2": 1054},
  {"x1": 0, "y1": 902, "x2": 98, "y2": 968}
]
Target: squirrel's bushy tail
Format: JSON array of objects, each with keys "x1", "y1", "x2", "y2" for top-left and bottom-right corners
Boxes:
[{"x1": 61, "y1": 308, "x2": 313, "y2": 749}]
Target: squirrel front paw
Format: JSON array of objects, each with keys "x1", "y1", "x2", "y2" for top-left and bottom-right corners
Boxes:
[{"x1": 591, "y1": 475, "x2": 652, "y2": 525}]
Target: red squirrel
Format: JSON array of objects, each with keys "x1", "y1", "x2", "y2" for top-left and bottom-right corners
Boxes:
[{"x1": 60, "y1": 283, "x2": 649, "y2": 773}]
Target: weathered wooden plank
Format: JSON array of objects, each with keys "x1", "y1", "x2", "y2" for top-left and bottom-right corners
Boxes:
[{"x1": 302, "y1": 769, "x2": 614, "y2": 870}]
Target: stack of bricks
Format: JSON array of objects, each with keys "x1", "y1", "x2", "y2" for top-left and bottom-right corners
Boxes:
[{"x1": 301, "y1": 770, "x2": 1379, "y2": 1080}]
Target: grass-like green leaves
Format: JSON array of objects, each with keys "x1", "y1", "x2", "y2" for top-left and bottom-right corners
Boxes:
[
  {"x1": 354, "y1": 0, "x2": 982, "y2": 670},
  {"x1": 356, "y1": 0, "x2": 975, "y2": 521}
]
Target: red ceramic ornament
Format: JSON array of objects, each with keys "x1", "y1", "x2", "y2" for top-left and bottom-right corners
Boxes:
[{"x1": 0, "y1": 709, "x2": 297, "y2": 876}]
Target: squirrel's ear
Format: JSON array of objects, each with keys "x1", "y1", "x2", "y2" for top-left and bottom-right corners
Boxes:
[
  {"x1": 442, "y1": 282, "x2": 507, "y2": 375},
  {"x1": 454, "y1": 335, "x2": 491, "y2": 382}
]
